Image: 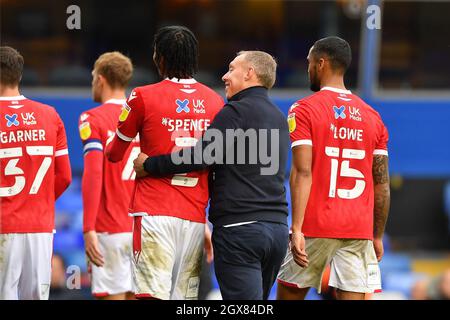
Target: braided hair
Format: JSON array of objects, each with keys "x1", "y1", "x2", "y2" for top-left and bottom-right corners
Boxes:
[{"x1": 153, "y1": 26, "x2": 199, "y2": 79}]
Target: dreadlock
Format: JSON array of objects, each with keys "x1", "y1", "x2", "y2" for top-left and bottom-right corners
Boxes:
[{"x1": 153, "y1": 25, "x2": 199, "y2": 79}]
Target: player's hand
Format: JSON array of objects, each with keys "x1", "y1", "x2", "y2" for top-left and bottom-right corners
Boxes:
[
  {"x1": 84, "y1": 231, "x2": 105, "y2": 267},
  {"x1": 290, "y1": 232, "x2": 309, "y2": 268},
  {"x1": 133, "y1": 152, "x2": 149, "y2": 178},
  {"x1": 373, "y1": 238, "x2": 384, "y2": 262},
  {"x1": 204, "y1": 225, "x2": 214, "y2": 264}
]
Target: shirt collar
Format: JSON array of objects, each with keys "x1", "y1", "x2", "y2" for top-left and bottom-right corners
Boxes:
[
  {"x1": 165, "y1": 77, "x2": 197, "y2": 84},
  {"x1": 0, "y1": 95, "x2": 26, "y2": 101},
  {"x1": 104, "y1": 98, "x2": 126, "y2": 105},
  {"x1": 320, "y1": 86, "x2": 352, "y2": 95}
]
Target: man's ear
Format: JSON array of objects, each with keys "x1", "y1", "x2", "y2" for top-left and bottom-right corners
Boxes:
[
  {"x1": 318, "y1": 58, "x2": 326, "y2": 72},
  {"x1": 97, "y1": 74, "x2": 106, "y2": 87},
  {"x1": 244, "y1": 66, "x2": 255, "y2": 81}
]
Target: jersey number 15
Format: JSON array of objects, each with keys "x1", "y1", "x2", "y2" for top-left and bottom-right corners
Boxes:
[{"x1": 325, "y1": 146, "x2": 366, "y2": 199}]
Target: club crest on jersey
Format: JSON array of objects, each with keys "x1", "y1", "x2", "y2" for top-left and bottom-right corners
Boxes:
[
  {"x1": 287, "y1": 113, "x2": 296, "y2": 133},
  {"x1": 79, "y1": 122, "x2": 92, "y2": 140},
  {"x1": 176, "y1": 99, "x2": 190, "y2": 113},
  {"x1": 333, "y1": 105, "x2": 346, "y2": 119},
  {"x1": 119, "y1": 103, "x2": 131, "y2": 122},
  {"x1": 5, "y1": 114, "x2": 20, "y2": 127}
]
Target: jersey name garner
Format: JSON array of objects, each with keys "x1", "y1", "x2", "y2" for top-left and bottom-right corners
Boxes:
[
  {"x1": 332, "y1": 126, "x2": 363, "y2": 142},
  {"x1": 0, "y1": 129, "x2": 46, "y2": 144}
]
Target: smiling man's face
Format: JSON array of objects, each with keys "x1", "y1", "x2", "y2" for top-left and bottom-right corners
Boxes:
[{"x1": 222, "y1": 54, "x2": 249, "y2": 99}]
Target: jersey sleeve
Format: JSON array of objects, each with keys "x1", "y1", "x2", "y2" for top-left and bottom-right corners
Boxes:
[
  {"x1": 55, "y1": 112, "x2": 69, "y2": 157},
  {"x1": 78, "y1": 112, "x2": 103, "y2": 155},
  {"x1": 81, "y1": 151, "x2": 104, "y2": 232},
  {"x1": 54, "y1": 111, "x2": 72, "y2": 198},
  {"x1": 116, "y1": 88, "x2": 145, "y2": 142},
  {"x1": 288, "y1": 101, "x2": 312, "y2": 148},
  {"x1": 77, "y1": 111, "x2": 104, "y2": 231},
  {"x1": 374, "y1": 118, "x2": 389, "y2": 156}
]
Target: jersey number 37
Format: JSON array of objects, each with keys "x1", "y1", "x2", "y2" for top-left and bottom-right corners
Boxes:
[{"x1": 0, "y1": 146, "x2": 53, "y2": 197}]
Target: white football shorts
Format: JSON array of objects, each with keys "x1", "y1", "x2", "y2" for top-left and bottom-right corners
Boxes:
[
  {"x1": 277, "y1": 237, "x2": 382, "y2": 294},
  {"x1": 0, "y1": 232, "x2": 53, "y2": 300},
  {"x1": 89, "y1": 232, "x2": 134, "y2": 297},
  {"x1": 132, "y1": 215, "x2": 204, "y2": 300}
]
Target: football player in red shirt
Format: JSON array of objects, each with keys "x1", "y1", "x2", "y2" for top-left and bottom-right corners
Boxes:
[
  {"x1": 0, "y1": 46, "x2": 72, "y2": 299},
  {"x1": 277, "y1": 37, "x2": 390, "y2": 300},
  {"x1": 79, "y1": 52, "x2": 138, "y2": 300},
  {"x1": 106, "y1": 26, "x2": 223, "y2": 300}
]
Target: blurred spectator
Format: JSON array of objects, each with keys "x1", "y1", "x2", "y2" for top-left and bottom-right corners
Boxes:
[
  {"x1": 49, "y1": 253, "x2": 89, "y2": 300},
  {"x1": 411, "y1": 269, "x2": 450, "y2": 300}
]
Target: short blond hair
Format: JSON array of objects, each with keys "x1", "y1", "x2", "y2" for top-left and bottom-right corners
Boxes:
[
  {"x1": 238, "y1": 51, "x2": 277, "y2": 89},
  {"x1": 94, "y1": 51, "x2": 133, "y2": 88}
]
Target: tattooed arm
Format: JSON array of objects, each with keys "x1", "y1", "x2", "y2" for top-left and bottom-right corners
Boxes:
[{"x1": 372, "y1": 154, "x2": 390, "y2": 261}]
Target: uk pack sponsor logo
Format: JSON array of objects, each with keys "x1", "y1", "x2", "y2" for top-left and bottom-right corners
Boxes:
[
  {"x1": 193, "y1": 99, "x2": 205, "y2": 114},
  {"x1": 21, "y1": 112, "x2": 37, "y2": 125},
  {"x1": 176, "y1": 99, "x2": 190, "y2": 113},
  {"x1": 5, "y1": 114, "x2": 19, "y2": 127},
  {"x1": 333, "y1": 105, "x2": 362, "y2": 121},
  {"x1": 333, "y1": 105, "x2": 346, "y2": 119},
  {"x1": 348, "y1": 106, "x2": 362, "y2": 121}
]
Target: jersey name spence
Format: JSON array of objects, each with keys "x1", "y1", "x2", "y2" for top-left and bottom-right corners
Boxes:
[{"x1": 116, "y1": 79, "x2": 224, "y2": 223}]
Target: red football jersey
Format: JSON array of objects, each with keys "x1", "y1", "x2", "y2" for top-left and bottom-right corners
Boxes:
[
  {"x1": 288, "y1": 87, "x2": 389, "y2": 239},
  {"x1": 1, "y1": 95, "x2": 70, "y2": 233},
  {"x1": 116, "y1": 78, "x2": 224, "y2": 223},
  {"x1": 79, "y1": 99, "x2": 138, "y2": 233}
]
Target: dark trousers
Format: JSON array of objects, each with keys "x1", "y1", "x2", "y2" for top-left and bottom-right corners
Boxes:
[{"x1": 212, "y1": 221, "x2": 289, "y2": 300}]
